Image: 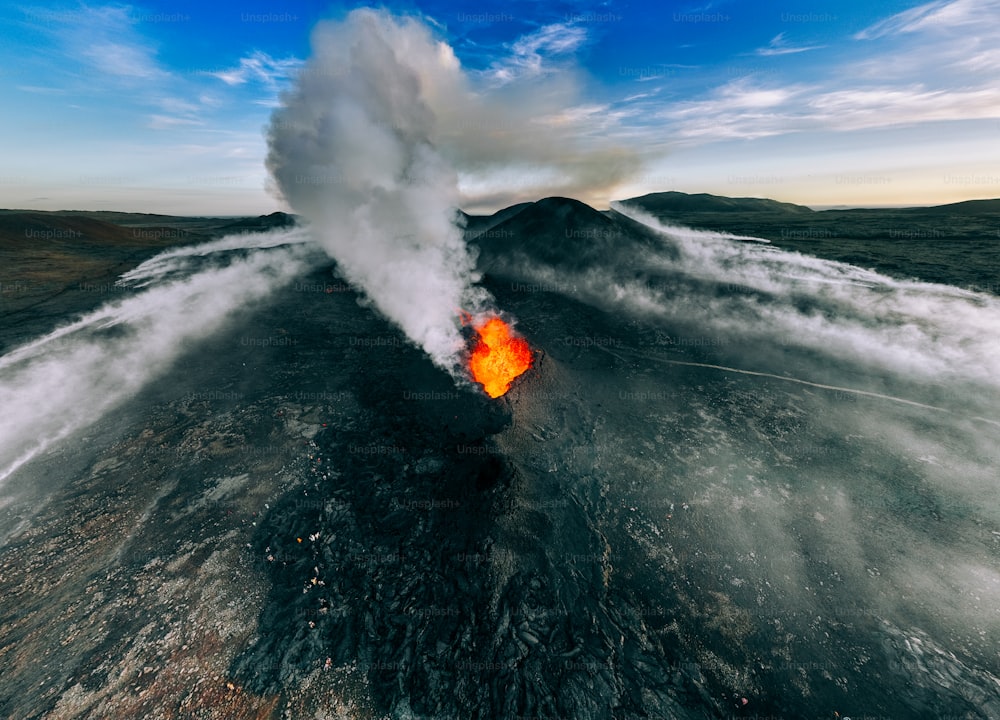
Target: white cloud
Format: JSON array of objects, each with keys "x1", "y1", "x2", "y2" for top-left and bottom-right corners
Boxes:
[
  {"x1": 19, "y1": 4, "x2": 299, "y2": 122},
  {"x1": 855, "y1": 0, "x2": 995, "y2": 39},
  {"x1": 653, "y1": 0, "x2": 1000, "y2": 144},
  {"x1": 147, "y1": 114, "x2": 203, "y2": 130},
  {"x1": 155, "y1": 97, "x2": 200, "y2": 114},
  {"x1": 6, "y1": 3, "x2": 302, "y2": 208},
  {"x1": 484, "y1": 22, "x2": 588, "y2": 84},
  {"x1": 208, "y1": 51, "x2": 302, "y2": 89},
  {"x1": 756, "y1": 32, "x2": 824, "y2": 56},
  {"x1": 956, "y1": 46, "x2": 1000, "y2": 71},
  {"x1": 80, "y1": 40, "x2": 167, "y2": 79},
  {"x1": 658, "y1": 81, "x2": 808, "y2": 140},
  {"x1": 15, "y1": 85, "x2": 67, "y2": 95},
  {"x1": 855, "y1": 1, "x2": 948, "y2": 39},
  {"x1": 806, "y1": 86, "x2": 1000, "y2": 127},
  {"x1": 722, "y1": 83, "x2": 795, "y2": 108},
  {"x1": 659, "y1": 79, "x2": 1000, "y2": 141},
  {"x1": 25, "y1": 4, "x2": 170, "y2": 83}
]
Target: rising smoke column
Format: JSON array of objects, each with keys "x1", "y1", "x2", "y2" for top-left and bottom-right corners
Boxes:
[{"x1": 266, "y1": 9, "x2": 491, "y2": 372}]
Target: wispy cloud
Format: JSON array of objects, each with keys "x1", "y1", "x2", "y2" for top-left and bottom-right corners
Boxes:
[
  {"x1": 80, "y1": 39, "x2": 167, "y2": 79},
  {"x1": 847, "y1": 0, "x2": 1000, "y2": 83},
  {"x1": 854, "y1": 0, "x2": 992, "y2": 39},
  {"x1": 207, "y1": 51, "x2": 302, "y2": 89},
  {"x1": 24, "y1": 4, "x2": 170, "y2": 84},
  {"x1": 652, "y1": 0, "x2": 1000, "y2": 143},
  {"x1": 16, "y1": 85, "x2": 67, "y2": 95},
  {"x1": 18, "y1": 4, "x2": 211, "y2": 133},
  {"x1": 155, "y1": 96, "x2": 201, "y2": 115},
  {"x1": 19, "y1": 5, "x2": 301, "y2": 117},
  {"x1": 660, "y1": 80, "x2": 1000, "y2": 141},
  {"x1": 147, "y1": 114, "x2": 203, "y2": 130},
  {"x1": 658, "y1": 80, "x2": 804, "y2": 140},
  {"x1": 3, "y1": 3, "x2": 298, "y2": 211},
  {"x1": 485, "y1": 22, "x2": 588, "y2": 84},
  {"x1": 517, "y1": 22, "x2": 588, "y2": 55},
  {"x1": 956, "y1": 46, "x2": 1000, "y2": 71},
  {"x1": 756, "y1": 32, "x2": 824, "y2": 56},
  {"x1": 806, "y1": 85, "x2": 1000, "y2": 128}
]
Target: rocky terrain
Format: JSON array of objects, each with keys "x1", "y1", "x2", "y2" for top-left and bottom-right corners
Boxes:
[{"x1": 2, "y1": 199, "x2": 1000, "y2": 718}]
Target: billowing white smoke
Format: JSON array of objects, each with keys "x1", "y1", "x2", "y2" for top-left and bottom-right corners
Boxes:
[{"x1": 266, "y1": 9, "x2": 491, "y2": 372}]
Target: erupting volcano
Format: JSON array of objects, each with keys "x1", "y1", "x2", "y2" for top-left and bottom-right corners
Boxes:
[{"x1": 468, "y1": 317, "x2": 533, "y2": 398}]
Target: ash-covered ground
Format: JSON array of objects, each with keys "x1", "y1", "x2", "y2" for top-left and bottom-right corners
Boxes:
[{"x1": 2, "y1": 200, "x2": 1000, "y2": 719}]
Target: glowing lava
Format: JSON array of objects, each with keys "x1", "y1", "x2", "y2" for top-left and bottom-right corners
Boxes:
[{"x1": 469, "y1": 317, "x2": 533, "y2": 398}]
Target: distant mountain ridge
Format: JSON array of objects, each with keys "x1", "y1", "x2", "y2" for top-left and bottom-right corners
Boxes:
[
  {"x1": 896, "y1": 198, "x2": 1000, "y2": 215},
  {"x1": 219, "y1": 211, "x2": 297, "y2": 232},
  {"x1": 619, "y1": 191, "x2": 814, "y2": 215},
  {"x1": 0, "y1": 209, "x2": 300, "y2": 229},
  {"x1": 0, "y1": 213, "x2": 171, "y2": 248},
  {"x1": 0, "y1": 209, "x2": 190, "y2": 224}
]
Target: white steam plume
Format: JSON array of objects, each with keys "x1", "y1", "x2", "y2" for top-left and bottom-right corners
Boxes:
[{"x1": 266, "y1": 9, "x2": 492, "y2": 372}]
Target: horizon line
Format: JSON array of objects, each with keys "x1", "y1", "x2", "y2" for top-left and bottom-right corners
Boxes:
[{"x1": 2, "y1": 192, "x2": 999, "y2": 218}]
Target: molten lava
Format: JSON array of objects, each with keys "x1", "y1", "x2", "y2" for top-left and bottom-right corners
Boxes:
[{"x1": 469, "y1": 317, "x2": 533, "y2": 398}]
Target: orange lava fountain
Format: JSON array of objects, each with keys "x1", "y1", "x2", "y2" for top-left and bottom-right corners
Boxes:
[{"x1": 468, "y1": 317, "x2": 533, "y2": 398}]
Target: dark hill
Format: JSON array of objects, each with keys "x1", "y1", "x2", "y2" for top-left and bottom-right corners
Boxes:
[
  {"x1": 898, "y1": 198, "x2": 1000, "y2": 216},
  {"x1": 621, "y1": 191, "x2": 814, "y2": 215},
  {"x1": 0, "y1": 213, "x2": 147, "y2": 249},
  {"x1": 0, "y1": 209, "x2": 192, "y2": 225},
  {"x1": 219, "y1": 211, "x2": 297, "y2": 233},
  {"x1": 470, "y1": 196, "x2": 663, "y2": 271}
]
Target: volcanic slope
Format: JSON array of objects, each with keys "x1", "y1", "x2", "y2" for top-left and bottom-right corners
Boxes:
[
  {"x1": 1, "y1": 199, "x2": 999, "y2": 719},
  {"x1": 468, "y1": 196, "x2": 670, "y2": 274},
  {"x1": 234, "y1": 198, "x2": 1000, "y2": 719}
]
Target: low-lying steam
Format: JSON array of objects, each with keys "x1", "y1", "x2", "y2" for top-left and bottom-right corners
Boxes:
[{"x1": 0, "y1": 229, "x2": 316, "y2": 487}]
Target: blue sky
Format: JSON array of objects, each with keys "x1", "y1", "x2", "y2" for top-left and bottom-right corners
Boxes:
[{"x1": 1, "y1": 0, "x2": 999, "y2": 214}]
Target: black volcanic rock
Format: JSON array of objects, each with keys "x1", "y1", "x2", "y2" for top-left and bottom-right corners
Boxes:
[{"x1": 469, "y1": 196, "x2": 665, "y2": 272}]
